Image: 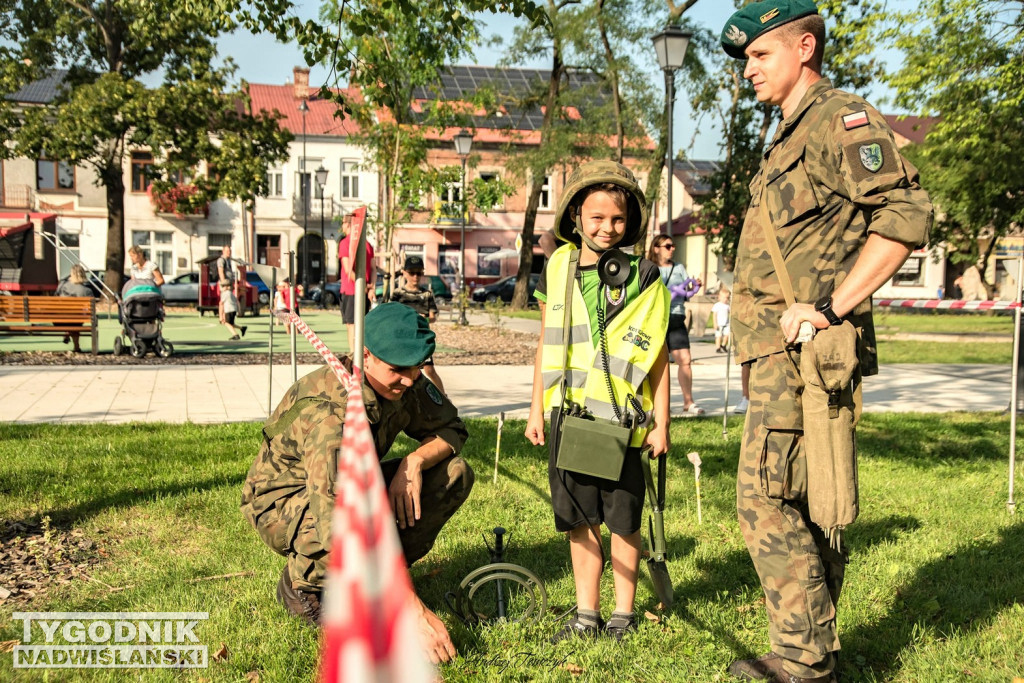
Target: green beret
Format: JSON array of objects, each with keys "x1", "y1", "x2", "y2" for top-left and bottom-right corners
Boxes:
[
  {"x1": 364, "y1": 302, "x2": 435, "y2": 367},
  {"x1": 721, "y1": 0, "x2": 819, "y2": 59}
]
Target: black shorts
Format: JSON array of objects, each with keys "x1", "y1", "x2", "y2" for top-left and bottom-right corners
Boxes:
[
  {"x1": 547, "y1": 409, "x2": 646, "y2": 536},
  {"x1": 225, "y1": 311, "x2": 237, "y2": 325},
  {"x1": 340, "y1": 293, "x2": 370, "y2": 324},
  {"x1": 667, "y1": 313, "x2": 690, "y2": 351}
]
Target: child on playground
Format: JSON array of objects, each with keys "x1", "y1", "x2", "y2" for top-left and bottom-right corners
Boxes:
[
  {"x1": 525, "y1": 160, "x2": 670, "y2": 642},
  {"x1": 712, "y1": 287, "x2": 731, "y2": 353},
  {"x1": 389, "y1": 255, "x2": 446, "y2": 394}
]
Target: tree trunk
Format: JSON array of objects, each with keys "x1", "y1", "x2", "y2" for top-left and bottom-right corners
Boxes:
[
  {"x1": 597, "y1": 0, "x2": 624, "y2": 163},
  {"x1": 511, "y1": 36, "x2": 563, "y2": 310},
  {"x1": 102, "y1": 163, "x2": 126, "y2": 301},
  {"x1": 641, "y1": 82, "x2": 670, "y2": 254}
]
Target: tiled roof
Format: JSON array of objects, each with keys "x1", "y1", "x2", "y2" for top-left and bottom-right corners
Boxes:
[
  {"x1": 247, "y1": 84, "x2": 363, "y2": 137},
  {"x1": 8, "y1": 69, "x2": 70, "y2": 104},
  {"x1": 885, "y1": 115, "x2": 939, "y2": 145}
]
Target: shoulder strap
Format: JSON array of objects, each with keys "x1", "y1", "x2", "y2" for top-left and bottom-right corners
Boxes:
[
  {"x1": 758, "y1": 183, "x2": 797, "y2": 309},
  {"x1": 558, "y1": 249, "x2": 580, "y2": 402}
]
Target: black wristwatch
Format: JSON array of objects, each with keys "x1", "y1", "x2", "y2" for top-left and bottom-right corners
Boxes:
[{"x1": 814, "y1": 294, "x2": 842, "y2": 326}]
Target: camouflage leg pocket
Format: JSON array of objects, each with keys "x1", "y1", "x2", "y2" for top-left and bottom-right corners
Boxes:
[{"x1": 756, "y1": 353, "x2": 806, "y2": 501}]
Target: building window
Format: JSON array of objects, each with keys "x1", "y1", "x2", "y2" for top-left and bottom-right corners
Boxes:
[
  {"x1": 478, "y1": 246, "x2": 500, "y2": 277},
  {"x1": 478, "y1": 171, "x2": 504, "y2": 210},
  {"x1": 892, "y1": 256, "x2": 924, "y2": 286},
  {"x1": 340, "y1": 160, "x2": 359, "y2": 199},
  {"x1": 131, "y1": 230, "x2": 174, "y2": 276},
  {"x1": 208, "y1": 233, "x2": 232, "y2": 258},
  {"x1": 539, "y1": 174, "x2": 553, "y2": 210},
  {"x1": 37, "y1": 159, "x2": 75, "y2": 191},
  {"x1": 131, "y1": 152, "x2": 154, "y2": 192},
  {"x1": 266, "y1": 167, "x2": 284, "y2": 197}
]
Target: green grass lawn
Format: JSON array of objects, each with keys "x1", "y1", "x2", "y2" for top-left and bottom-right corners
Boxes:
[
  {"x1": 874, "y1": 311, "x2": 1014, "y2": 335},
  {"x1": 1, "y1": 415, "x2": 1022, "y2": 681}
]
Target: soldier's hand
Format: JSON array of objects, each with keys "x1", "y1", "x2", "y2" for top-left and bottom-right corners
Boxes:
[
  {"x1": 780, "y1": 303, "x2": 827, "y2": 344},
  {"x1": 416, "y1": 599, "x2": 457, "y2": 664},
  {"x1": 389, "y1": 457, "x2": 423, "y2": 529}
]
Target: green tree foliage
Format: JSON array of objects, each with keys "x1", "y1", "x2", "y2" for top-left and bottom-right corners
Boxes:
[
  {"x1": 887, "y1": 0, "x2": 1024, "y2": 296},
  {"x1": 310, "y1": 0, "x2": 539, "y2": 297},
  {"x1": 690, "y1": 0, "x2": 885, "y2": 269},
  {"x1": 1, "y1": 1, "x2": 292, "y2": 295}
]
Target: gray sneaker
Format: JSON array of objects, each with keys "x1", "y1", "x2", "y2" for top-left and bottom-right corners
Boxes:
[{"x1": 733, "y1": 397, "x2": 749, "y2": 414}]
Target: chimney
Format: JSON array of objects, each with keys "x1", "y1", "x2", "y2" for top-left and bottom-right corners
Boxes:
[{"x1": 293, "y1": 67, "x2": 310, "y2": 101}]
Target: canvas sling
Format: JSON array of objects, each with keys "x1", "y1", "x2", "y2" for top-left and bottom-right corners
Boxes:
[{"x1": 758, "y1": 180, "x2": 859, "y2": 545}]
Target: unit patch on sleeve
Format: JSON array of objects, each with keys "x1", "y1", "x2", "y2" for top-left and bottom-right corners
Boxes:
[{"x1": 842, "y1": 111, "x2": 869, "y2": 130}]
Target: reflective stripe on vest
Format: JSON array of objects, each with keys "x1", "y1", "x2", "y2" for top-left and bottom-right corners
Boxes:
[{"x1": 541, "y1": 244, "x2": 669, "y2": 447}]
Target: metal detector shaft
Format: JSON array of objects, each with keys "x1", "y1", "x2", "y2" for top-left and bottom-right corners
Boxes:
[{"x1": 723, "y1": 331, "x2": 732, "y2": 440}]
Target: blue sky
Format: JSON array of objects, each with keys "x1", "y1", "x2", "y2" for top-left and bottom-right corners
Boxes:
[{"x1": 218, "y1": 2, "x2": 903, "y2": 160}]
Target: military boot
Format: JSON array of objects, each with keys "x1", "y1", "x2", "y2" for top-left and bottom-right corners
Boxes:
[
  {"x1": 728, "y1": 652, "x2": 837, "y2": 682},
  {"x1": 275, "y1": 565, "x2": 322, "y2": 626}
]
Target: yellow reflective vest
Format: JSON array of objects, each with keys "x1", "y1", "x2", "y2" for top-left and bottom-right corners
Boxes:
[{"x1": 541, "y1": 244, "x2": 669, "y2": 447}]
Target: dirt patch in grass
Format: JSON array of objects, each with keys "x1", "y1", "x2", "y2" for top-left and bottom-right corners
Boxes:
[
  {"x1": 0, "y1": 518, "x2": 106, "y2": 606},
  {"x1": 0, "y1": 324, "x2": 538, "y2": 366}
]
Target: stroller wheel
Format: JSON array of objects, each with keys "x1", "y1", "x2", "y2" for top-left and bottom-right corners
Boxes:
[
  {"x1": 130, "y1": 339, "x2": 147, "y2": 358},
  {"x1": 113, "y1": 337, "x2": 123, "y2": 356},
  {"x1": 156, "y1": 341, "x2": 173, "y2": 358}
]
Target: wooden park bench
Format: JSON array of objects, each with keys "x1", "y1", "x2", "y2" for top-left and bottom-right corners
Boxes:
[{"x1": 0, "y1": 295, "x2": 98, "y2": 355}]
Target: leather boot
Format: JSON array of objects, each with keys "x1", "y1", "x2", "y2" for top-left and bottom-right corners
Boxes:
[
  {"x1": 275, "y1": 565, "x2": 322, "y2": 626},
  {"x1": 728, "y1": 652, "x2": 837, "y2": 682}
]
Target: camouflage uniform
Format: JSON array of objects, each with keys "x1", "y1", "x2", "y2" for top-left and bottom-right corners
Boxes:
[
  {"x1": 240, "y1": 362, "x2": 471, "y2": 592},
  {"x1": 733, "y1": 78, "x2": 931, "y2": 678}
]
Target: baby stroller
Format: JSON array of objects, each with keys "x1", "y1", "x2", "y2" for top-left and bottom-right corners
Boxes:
[{"x1": 113, "y1": 279, "x2": 174, "y2": 358}]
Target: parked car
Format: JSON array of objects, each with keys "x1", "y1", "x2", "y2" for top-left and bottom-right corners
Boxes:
[
  {"x1": 376, "y1": 273, "x2": 452, "y2": 303},
  {"x1": 160, "y1": 272, "x2": 199, "y2": 304},
  {"x1": 245, "y1": 271, "x2": 271, "y2": 305},
  {"x1": 312, "y1": 270, "x2": 452, "y2": 306},
  {"x1": 471, "y1": 274, "x2": 540, "y2": 305}
]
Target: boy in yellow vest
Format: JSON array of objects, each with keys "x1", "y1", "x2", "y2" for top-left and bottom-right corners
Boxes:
[{"x1": 525, "y1": 160, "x2": 671, "y2": 642}]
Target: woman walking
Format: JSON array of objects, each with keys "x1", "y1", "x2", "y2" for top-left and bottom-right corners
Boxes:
[{"x1": 648, "y1": 236, "x2": 703, "y2": 415}]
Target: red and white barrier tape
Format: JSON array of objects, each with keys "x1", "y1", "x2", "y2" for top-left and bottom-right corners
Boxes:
[
  {"x1": 875, "y1": 298, "x2": 1021, "y2": 310},
  {"x1": 274, "y1": 310, "x2": 432, "y2": 683}
]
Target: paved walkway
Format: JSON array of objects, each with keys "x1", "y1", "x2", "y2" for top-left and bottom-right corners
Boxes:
[
  {"x1": 0, "y1": 310, "x2": 1012, "y2": 423},
  {"x1": 0, "y1": 358, "x2": 1010, "y2": 424}
]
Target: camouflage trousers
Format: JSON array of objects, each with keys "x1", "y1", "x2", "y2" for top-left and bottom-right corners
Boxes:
[
  {"x1": 737, "y1": 351, "x2": 851, "y2": 679},
  {"x1": 254, "y1": 455, "x2": 475, "y2": 592}
]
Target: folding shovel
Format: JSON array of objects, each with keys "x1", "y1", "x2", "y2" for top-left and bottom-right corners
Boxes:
[{"x1": 640, "y1": 453, "x2": 673, "y2": 609}]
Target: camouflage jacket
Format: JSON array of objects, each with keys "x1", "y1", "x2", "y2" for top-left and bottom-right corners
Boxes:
[
  {"x1": 732, "y1": 78, "x2": 932, "y2": 373},
  {"x1": 240, "y1": 361, "x2": 468, "y2": 535}
]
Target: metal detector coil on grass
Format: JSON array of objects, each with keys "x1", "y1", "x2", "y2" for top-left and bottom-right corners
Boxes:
[{"x1": 445, "y1": 527, "x2": 548, "y2": 626}]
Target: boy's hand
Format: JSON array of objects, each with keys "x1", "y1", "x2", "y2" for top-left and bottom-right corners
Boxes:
[
  {"x1": 524, "y1": 412, "x2": 546, "y2": 446},
  {"x1": 643, "y1": 425, "x2": 669, "y2": 459}
]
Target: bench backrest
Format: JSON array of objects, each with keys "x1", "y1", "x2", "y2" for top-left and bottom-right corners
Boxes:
[{"x1": 0, "y1": 296, "x2": 96, "y2": 323}]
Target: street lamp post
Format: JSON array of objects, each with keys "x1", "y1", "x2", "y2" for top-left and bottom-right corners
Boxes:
[
  {"x1": 453, "y1": 129, "x2": 473, "y2": 326},
  {"x1": 315, "y1": 165, "x2": 329, "y2": 308},
  {"x1": 651, "y1": 25, "x2": 692, "y2": 238},
  {"x1": 298, "y1": 98, "x2": 310, "y2": 296}
]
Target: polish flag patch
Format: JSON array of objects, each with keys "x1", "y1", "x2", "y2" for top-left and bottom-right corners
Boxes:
[{"x1": 843, "y1": 111, "x2": 869, "y2": 130}]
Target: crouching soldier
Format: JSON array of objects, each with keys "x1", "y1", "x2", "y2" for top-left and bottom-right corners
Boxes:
[{"x1": 241, "y1": 302, "x2": 473, "y2": 664}]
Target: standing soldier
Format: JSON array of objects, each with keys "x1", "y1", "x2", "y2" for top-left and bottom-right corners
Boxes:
[
  {"x1": 241, "y1": 303, "x2": 473, "y2": 664},
  {"x1": 720, "y1": 2, "x2": 931, "y2": 681}
]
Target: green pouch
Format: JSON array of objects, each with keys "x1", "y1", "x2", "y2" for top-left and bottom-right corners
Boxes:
[{"x1": 555, "y1": 413, "x2": 630, "y2": 481}]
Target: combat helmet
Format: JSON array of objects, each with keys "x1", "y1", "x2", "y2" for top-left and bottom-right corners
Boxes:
[{"x1": 552, "y1": 160, "x2": 648, "y2": 250}]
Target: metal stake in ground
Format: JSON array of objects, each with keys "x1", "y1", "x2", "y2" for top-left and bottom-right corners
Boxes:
[
  {"x1": 723, "y1": 327, "x2": 732, "y2": 440},
  {"x1": 493, "y1": 411, "x2": 504, "y2": 485}
]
